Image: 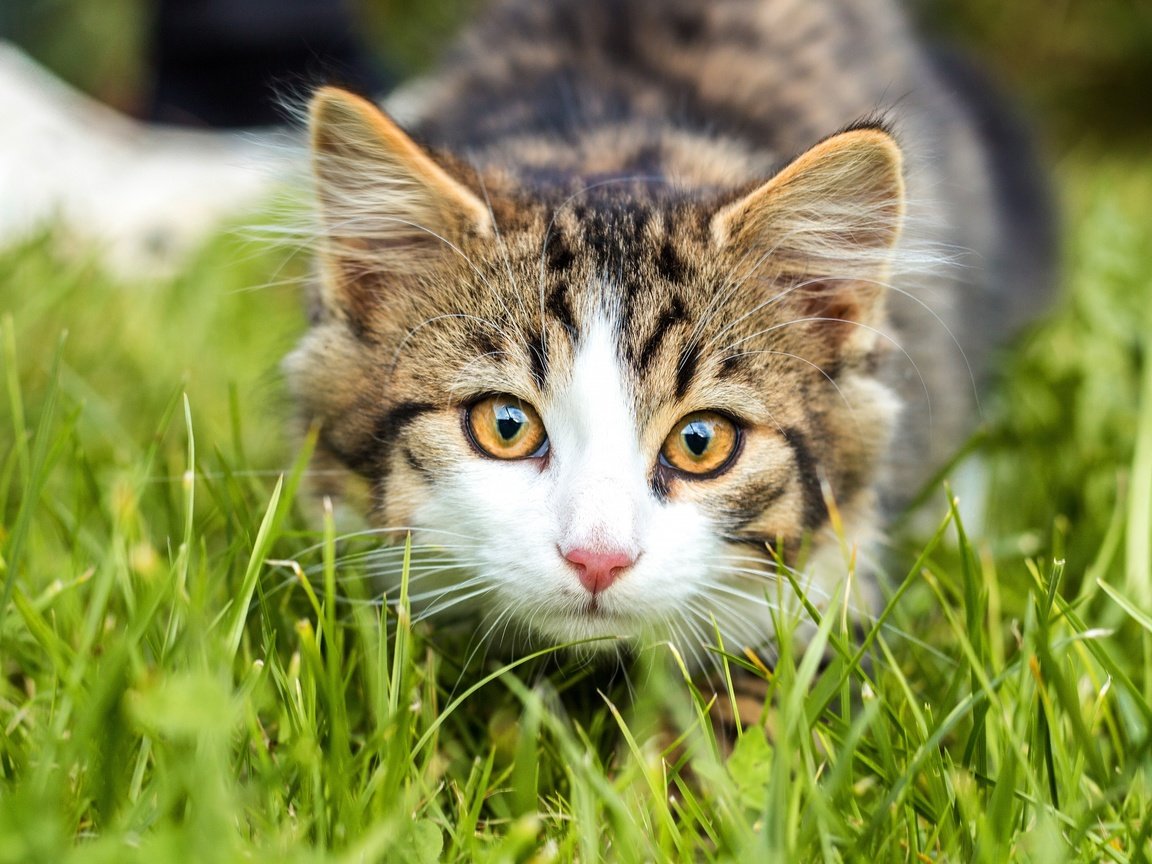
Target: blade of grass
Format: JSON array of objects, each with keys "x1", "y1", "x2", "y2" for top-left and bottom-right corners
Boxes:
[
  {"x1": 225, "y1": 475, "x2": 284, "y2": 660},
  {"x1": 1, "y1": 329, "x2": 66, "y2": 631}
]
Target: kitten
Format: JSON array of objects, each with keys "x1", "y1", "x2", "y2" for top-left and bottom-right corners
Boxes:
[{"x1": 285, "y1": 0, "x2": 1053, "y2": 664}]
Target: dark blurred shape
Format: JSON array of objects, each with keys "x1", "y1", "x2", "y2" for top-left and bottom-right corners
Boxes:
[
  {"x1": 928, "y1": 44, "x2": 1059, "y2": 339},
  {"x1": 147, "y1": 0, "x2": 392, "y2": 127}
]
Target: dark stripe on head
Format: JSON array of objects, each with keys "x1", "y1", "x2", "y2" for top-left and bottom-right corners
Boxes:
[
  {"x1": 669, "y1": 10, "x2": 705, "y2": 43},
  {"x1": 781, "y1": 426, "x2": 829, "y2": 531},
  {"x1": 582, "y1": 212, "x2": 614, "y2": 262},
  {"x1": 627, "y1": 143, "x2": 663, "y2": 171},
  {"x1": 675, "y1": 341, "x2": 700, "y2": 399},
  {"x1": 719, "y1": 353, "x2": 748, "y2": 376},
  {"x1": 526, "y1": 332, "x2": 548, "y2": 389},
  {"x1": 545, "y1": 235, "x2": 575, "y2": 272},
  {"x1": 655, "y1": 240, "x2": 693, "y2": 283},
  {"x1": 629, "y1": 206, "x2": 651, "y2": 242},
  {"x1": 471, "y1": 328, "x2": 503, "y2": 360},
  {"x1": 821, "y1": 358, "x2": 845, "y2": 381},
  {"x1": 378, "y1": 401, "x2": 435, "y2": 442},
  {"x1": 581, "y1": 206, "x2": 650, "y2": 269},
  {"x1": 635, "y1": 296, "x2": 687, "y2": 372},
  {"x1": 620, "y1": 276, "x2": 643, "y2": 339},
  {"x1": 546, "y1": 280, "x2": 577, "y2": 335},
  {"x1": 345, "y1": 315, "x2": 375, "y2": 346},
  {"x1": 327, "y1": 400, "x2": 435, "y2": 477}
]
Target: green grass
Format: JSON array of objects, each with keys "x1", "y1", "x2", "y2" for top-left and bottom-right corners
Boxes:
[{"x1": 2, "y1": 148, "x2": 1151, "y2": 861}]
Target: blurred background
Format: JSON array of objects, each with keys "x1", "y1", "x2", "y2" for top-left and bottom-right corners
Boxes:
[{"x1": 2, "y1": 0, "x2": 1150, "y2": 148}]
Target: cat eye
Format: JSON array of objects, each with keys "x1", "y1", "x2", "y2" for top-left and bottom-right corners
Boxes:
[
  {"x1": 465, "y1": 395, "x2": 549, "y2": 460},
  {"x1": 659, "y1": 411, "x2": 740, "y2": 476}
]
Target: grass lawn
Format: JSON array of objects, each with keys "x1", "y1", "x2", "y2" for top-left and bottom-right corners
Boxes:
[{"x1": 2, "y1": 114, "x2": 1152, "y2": 864}]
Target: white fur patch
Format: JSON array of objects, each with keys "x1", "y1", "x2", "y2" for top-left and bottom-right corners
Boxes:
[
  {"x1": 410, "y1": 308, "x2": 818, "y2": 665},
  {"x1": 547, "y1": 313, "x2": 648, "y2": 560}
]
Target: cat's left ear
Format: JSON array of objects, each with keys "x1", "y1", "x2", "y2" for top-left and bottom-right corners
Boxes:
[
  {"x1": 711, "y1": 126, "x2": 905, "y2": 339},
  {"x1": 309, "y1": 87, "x2": 493, "y2": 286}
]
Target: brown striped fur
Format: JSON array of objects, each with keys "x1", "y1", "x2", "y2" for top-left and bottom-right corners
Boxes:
[{"x1": 285, "y1": 0, "x2": 1053, "y2": 662}]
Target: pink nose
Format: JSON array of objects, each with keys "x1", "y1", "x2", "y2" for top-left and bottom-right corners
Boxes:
[{"x1": 564, "y1": 547, "x2": 636, "y2": 594}]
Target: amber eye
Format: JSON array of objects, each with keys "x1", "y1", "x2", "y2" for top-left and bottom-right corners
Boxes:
[
  {"x1": 466, "y1": 395, "x2": 549, "y2": 459},
  {"x1": 659, "y1": 411, "x2": 740, "y2": 476}
]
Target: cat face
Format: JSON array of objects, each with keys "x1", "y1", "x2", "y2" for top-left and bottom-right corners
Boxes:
[{"x1": 287, "y1": 89, "x2": 905, "y2": 660}]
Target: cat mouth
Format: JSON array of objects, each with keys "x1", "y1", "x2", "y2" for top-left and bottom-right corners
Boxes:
[{"x1": 581, "y1": 596, "x2": 630, "y2": 621}]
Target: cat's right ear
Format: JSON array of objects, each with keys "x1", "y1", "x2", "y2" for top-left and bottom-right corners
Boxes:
[
  {"x1": 309, "y1": 87, "x2": 492, "y2": 305},
  {"x1": 710, "y1": 127, "x2": 905, "y2": 349}
]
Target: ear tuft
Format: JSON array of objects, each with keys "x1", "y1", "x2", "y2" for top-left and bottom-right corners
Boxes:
[
  {"x1": 309, "y1": 87, "x2": 492, "y2": 271},
  {"x1": 712, "y1": 127, "x2": 905, "y2": 258},
  {"x1": 711, "y1": 128, "x2": 906, "y2": 349}
]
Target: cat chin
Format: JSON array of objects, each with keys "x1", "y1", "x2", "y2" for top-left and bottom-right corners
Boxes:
[{"x1": 517, "y1": 606, "x2": 637, "y2": 644}]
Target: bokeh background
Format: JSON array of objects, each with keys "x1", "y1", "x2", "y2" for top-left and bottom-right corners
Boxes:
[{"x1": 3, "y1": 0, "x2": 1150, "y2": 147}]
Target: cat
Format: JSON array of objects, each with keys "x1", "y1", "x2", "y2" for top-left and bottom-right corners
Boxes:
[{"x1": 284, "y1": 0, "x2": 1054, "y2": 668}]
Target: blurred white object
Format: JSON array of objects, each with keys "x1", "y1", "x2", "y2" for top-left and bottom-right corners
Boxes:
[{"x1": 0, "y1": 40, "x2": 290, "y2": 276}]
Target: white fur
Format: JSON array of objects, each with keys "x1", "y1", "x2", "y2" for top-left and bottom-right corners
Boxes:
[
  {"x1": 412, "y1": 310, "x2": 741, "y2": 652},
  {"x1": 0, "y1": 41, "x2": 285, "y2": 277}
]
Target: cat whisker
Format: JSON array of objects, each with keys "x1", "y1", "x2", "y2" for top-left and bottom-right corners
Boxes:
[
  {"x1": 329, "y1": 541, "x2": 485, "y2": 561},
  {"x1": 316, "y1": 547, "x2": 482, "y2": 571},
  {"x1": 471, "y1": 163, "x2": 532, "y2": 332},
  {"x1": 495, "y1": 599, "x2": 530, "y2": 648},
  {"x1": 401, "y1": 571, "x2": 488, "y2": 596},
  {"x1": 718, "y1": 315, "x2": 932, "y2": 424},
  {"x1": 404, "y1": 582, "x2": 518, "y2": 618},
  {"x1": 322, "y1": 211, "x2": 497, "y2": 290},
  {"x1": 458, "y1": 603, "x2": 516, "y2": 674},
  {"x1": 686, "y1": 589, "x2": 784, "y2": 630},
  {"x1": 707, "y1": 565, "x2": 832, "y2": 602},
  {"x1": 715, "y1": 540, "x2": 804, "y2": 576},
  {"x1": 714, "y1": 551, "x2": 782, "y2": 567},
  {"x1": 681, "y1": 231, "x2": 793, "y2": 355},
  {"x1": 703, "y1": 567, "x2": 954, "y2": 664},
  {"x1": 142, "y1": 467, "x2": 361, "y2": 484},
  {"x1": 291, "y1": 525, "x2": 486, "y2": 557},
  {"x1": 448, "y1": 350, "x2": 516, "y2": 394},
  {"x1": 716, "y1": 348, "x2": 858, "y2": 424},
  {"x1": 360, "y1": 564, "x2": 480, "y2": 585},
  {"x1": 388, "y1": 311, "x2": 511, "y2": 378},
  {"x1": 698, "y1": 270, "x2": 874, "y2": 356},
  {"x1": 411, "y1": 584, "x2": 499, "y2": 622},
  {"x1": 360, "y1": 555, "x2": 482, "y2": 573},
  {"x1": 329, "y1": 546, "x2": 482, "y2": 565},
  {"x1": 697, "y1": 578, "x2": 814, "y2": 628},
  {"x1": 254, "y1": 566, "x2": 447, "y2": 609},
  {"x1": 673, "y1": 612, "x2": 724, "y2": 680},
  {"x1": 858, "y1": 274, "x2": 981, "y2": 416}
]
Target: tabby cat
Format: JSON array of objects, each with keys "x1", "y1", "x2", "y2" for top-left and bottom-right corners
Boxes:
[{"x1": 285, "y1": 0, "x2": 1052, "y2": 665}]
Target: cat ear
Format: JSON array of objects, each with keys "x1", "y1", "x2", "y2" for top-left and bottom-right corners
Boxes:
[
  {"x1": 711, "y1": 127, "x2": 905, "y2": 343},
  {"x1": 309, "y1": 86, "x2": 492, "y2": 287}
]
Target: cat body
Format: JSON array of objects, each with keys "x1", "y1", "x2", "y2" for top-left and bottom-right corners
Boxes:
[{"x1": 286, "y1": 0, "x2": 1053, "y2": 661}]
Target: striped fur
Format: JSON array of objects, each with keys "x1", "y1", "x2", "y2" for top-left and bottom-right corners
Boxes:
[{"x1": 285, "y1": 0, "x2": 1053, "y2": 665}]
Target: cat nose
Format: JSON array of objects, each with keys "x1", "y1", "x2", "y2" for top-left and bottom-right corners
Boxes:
[{"x1": 563, "y1": 547, "x2": 636, "y2": 594}]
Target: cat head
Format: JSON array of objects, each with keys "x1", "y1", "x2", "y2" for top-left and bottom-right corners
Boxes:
[{"x1": 286, "y1": 87, "x2": 905, "y2": 661}]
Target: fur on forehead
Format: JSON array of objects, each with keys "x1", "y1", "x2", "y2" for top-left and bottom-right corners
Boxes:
[{"x1": 306, "y1": 87, "x2": 905, "y2": 380}]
